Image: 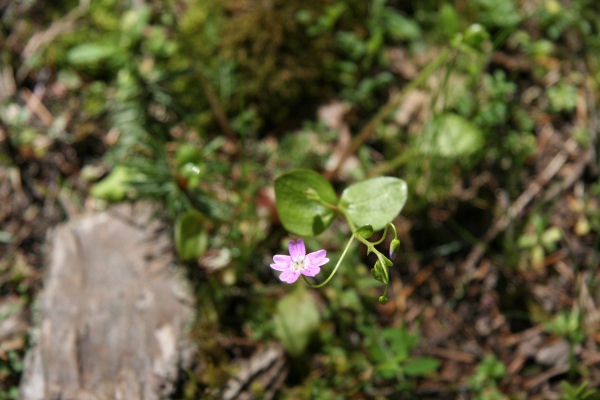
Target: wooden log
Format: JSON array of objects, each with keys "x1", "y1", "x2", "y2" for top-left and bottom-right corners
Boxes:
[{"x1": 20, "y1": 203, "x2": 194, "y2": 400}]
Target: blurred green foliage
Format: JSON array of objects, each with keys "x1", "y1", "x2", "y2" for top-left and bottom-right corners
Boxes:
[
  {"x1": 2, "y1": 0, "x2": 600, "y2": 398},
  {"x1": 468, "y1": 354, "x2": 508, "y2": 400},
  {"x1": 560, "y1": 381, "x2": 598, "y2": 400}
]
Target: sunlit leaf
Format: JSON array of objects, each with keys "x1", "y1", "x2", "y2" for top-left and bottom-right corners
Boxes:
[
  {"x1": 90, "y1": 165, "x2": 136, "y2": 201},
  {"x1": 67, "y1": 43, "x2": 122, "y2": 66},
  {"x1": 420, "y1": 113, "x2": 484, "y2": 158},
  {"x1": 340, "y1": 177, "x2": 407, "y2": 231}
]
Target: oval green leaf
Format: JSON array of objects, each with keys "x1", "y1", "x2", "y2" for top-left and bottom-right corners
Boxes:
[
  {"x1": 273, "y1": 288, "x2": 320, "y2": 356},
  {"x1": 340, "y1": 177, "x2": 407, "y2": 231},
  {"x1": 274, "y1": 170, "x2": 338, "y2": 236},
  {"x1": 420, "y1": 113, "x2": 484, "y2": 158},
  {"x1": 90, "y1": 165, "x2": 136, "y2": 201},
  {"x1": 175, "y1": 210, "x2": 208, "y2": 261},
  {"x1": 67, "y1": 43, "x2": 121, "y2": 66},
  {"x1": 404, "y1": 357, "x2": 440, "y2": 376},
  {"x1": 355, "y1": 224, "x2": 374, "y2": 239}
]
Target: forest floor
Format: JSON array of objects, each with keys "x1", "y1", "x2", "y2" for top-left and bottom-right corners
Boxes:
[{"x1": 2, "y1": 1, "x2": 600, "y2": 399}]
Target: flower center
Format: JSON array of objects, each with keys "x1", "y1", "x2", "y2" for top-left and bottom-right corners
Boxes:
[{"x1": 291, "y1": 256, "x2": 307, "y2": 271}]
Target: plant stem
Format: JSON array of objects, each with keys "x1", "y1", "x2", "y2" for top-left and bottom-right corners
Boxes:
[
  {"x1": 303, "y1": 235, "x2": 355, "y2": 288},
  {"x1": 197, "y1": 66, "x2": 239, "y2": 153},
  {"x1": 372, "y1": 222, "x2": 395, "y2": 246}
]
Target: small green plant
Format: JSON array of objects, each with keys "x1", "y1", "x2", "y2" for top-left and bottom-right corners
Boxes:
[
  {"x1": 0, "y1": 350, "x2": 24, "y2": 400},
  {"x1": 547, "y1": 82, "x2": 578, "y2": 113},
  {"x1": 545, "y1": 309, "x2": 585, "y2": 344},
  {"x1": 517, "y1": 215, "x2": 562, "y2": 270},
  {"x1": 468, "y1": 354, "x2": 508, "y2": 400},
  {"x1": 272, "y1": 169, "x2": 407, "y2": 303},
  {"x1": 474, "y1": 70, "x2": 517, "y2": 129},
  {"x1": 560, "y1": 381, "x2": 597, "y2": 400},
  {"x1": 367, "y1": 324, "x2": 439, "y2": 384}
]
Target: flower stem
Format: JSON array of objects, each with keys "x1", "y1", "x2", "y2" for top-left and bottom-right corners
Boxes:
[
  {"x1": 372, "y1": 223, "x2": 391, "y2": 246},
  {"x1": 303, "y1": 234, "x2": 355, "y2": 288}
]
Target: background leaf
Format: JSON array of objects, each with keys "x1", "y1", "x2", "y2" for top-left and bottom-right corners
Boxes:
[
  {"x1": 420, "y1": 113, "x2": 484, "y2": 158},
  {"x1": 340, "y1": 176, "x2": 407, "y2": 231},
  {"x1": 66, "y1": 43, "x2": 122, "y2": 66},
  {"x1": 175, "y1": 210, "x2": 208, "y2": 261},
  {"x1": 273, "y1": 288, "x2": 321, "y2": 356},
  {"x1": 90, "y1": 165, "x2": 136, "y2": 201},
  {"x1": 355, "y1": 224, "x2": 374, "y2": 239},
  {"x1": 274, "y1": 169, "x2": 338, "y2": 236},
  {"x1": 404, "y1": 357, "x2": 440, "y2": 376}
]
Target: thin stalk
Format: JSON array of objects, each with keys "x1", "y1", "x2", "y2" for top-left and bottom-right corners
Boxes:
[
  {"x1": 371, "y1": 224, "x2": 390, "y2": 246},
  {"x1": 303, "y1": 235, "x2": 355, "y2": 288}
]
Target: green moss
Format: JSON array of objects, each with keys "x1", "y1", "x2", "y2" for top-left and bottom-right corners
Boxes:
[{"x1": 219, "y1": 0, "x2": 336, "y2": 127}]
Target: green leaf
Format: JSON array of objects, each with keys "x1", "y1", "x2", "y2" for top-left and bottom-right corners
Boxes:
[
  {"x1": 355, "y1": 225, "x2": 374, "y2": 239},
  {"x1": 67, "y1": 43, "x2": 121, "y2": 66},
  {"x1": 404, "y1": 357, "x2": 440, "y2": 376},
  {"x1": 371, "y1": 260, "x2": 388, "y2": 284},
  {"x1": 420, "y1": 113, "x2": 484, "y2": 158},
  {"x1": 477, "y1": 354, "x2": 507, "y2": 380},
  {"x1": 384, "y1": 11, "x2": 421, "y2": 41},
  {"x1": 340, "y1": 177, "x2": 407, "y2": 231},
  {"x1": 273, "y1": 288, "x2": 320, "y2": 356},
  {"x1": 90, "y1": 165, "x2": 136, "y2": 201},
  {"x1": 541, "y1": 226, "x2": 562, "y2": 247},
  {"x1": 174, "y1": 143, "x2": 202, "y2": 167},
  {"x1": 274, "y1": 170, "x2": 337, "y2": 236},
  {"x1": 517, "y1": 233, "x2": 537, "y2": 249},
  {"x1": 175, "y1": 210, "x2": 208, "y2": 261},
  {"x1": 381, "y1": 326, "x2": 418, "y2": 360},
  {"x1": 375, "y1": 360, "x2": 403, "y2": 379}
]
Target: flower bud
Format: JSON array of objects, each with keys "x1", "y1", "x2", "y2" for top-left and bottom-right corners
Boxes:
[{"x1": 389, "y1": 238, "x2": 400, "y2": 260}]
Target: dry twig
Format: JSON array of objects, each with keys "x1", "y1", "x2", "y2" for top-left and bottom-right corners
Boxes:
[{"x1": 461, "y1": 149, "x2": 569, "y2": 277}]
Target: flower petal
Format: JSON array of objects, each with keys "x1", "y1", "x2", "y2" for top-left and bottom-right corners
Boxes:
[
  {"x1": 301, "y1": 266, "x2": 321, "y2": 277},
  {"x1": 279, "y1": 270, "x2": 300, "y2": 284},
  {"x1": 307, "y1": 250, "x2": 329, "y2": 268},
  {"x1": 270, "y1": 263, "x2": 288, "y2": 271},
  {"x1": 273, "y1": 255, "x2": 291, "y2": 266},
  {"x1": 288, "y1": 239, "x2": 306, "y2": 259}
]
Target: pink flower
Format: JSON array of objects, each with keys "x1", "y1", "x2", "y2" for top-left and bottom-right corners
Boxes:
[{"x1": 270, "y1": 239, "x2": 329, "y2": 284}]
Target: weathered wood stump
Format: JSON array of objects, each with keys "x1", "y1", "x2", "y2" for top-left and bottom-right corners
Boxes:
[{"x1": 20, "y1": 203, "x2": 195, "y2": 400}]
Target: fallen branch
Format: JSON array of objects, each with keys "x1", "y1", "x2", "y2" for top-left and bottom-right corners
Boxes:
[{"x1": 20, "y1": 88, "x2": 53, "y2": 127}]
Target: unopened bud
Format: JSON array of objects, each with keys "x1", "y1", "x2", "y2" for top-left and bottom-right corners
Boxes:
[{"x1": 389, "y1": 238, "x2": 400, "y2": 260}]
